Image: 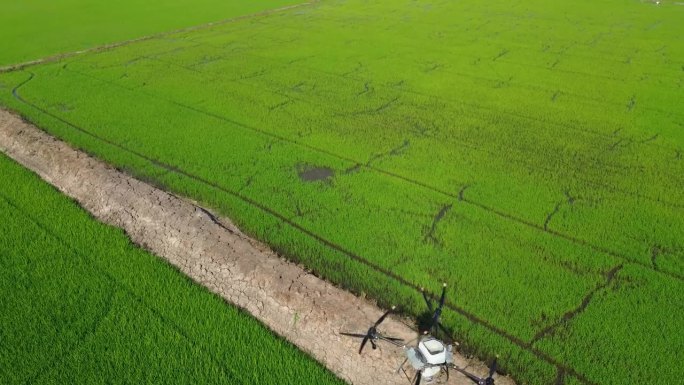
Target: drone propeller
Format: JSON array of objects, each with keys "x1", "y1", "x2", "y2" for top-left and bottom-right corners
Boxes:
[
  {"x1": 458, "y1": 357, "x2": 498, "y2": 385},
  {"x1": 340, "y1": 306, "x2": 402, "y2": 354}
]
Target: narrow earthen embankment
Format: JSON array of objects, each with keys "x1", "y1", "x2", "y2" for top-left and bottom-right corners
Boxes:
[{"x1": 0, "y1": 109, "x2": 515, "y2": 385}]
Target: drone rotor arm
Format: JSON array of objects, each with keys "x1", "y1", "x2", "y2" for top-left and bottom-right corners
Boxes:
[
  {"x1": 376, "y1": 334, "x2": 405, "y2": 347},
  {"x1": 438, "y1": 283, "x2": 447, "y2": 309},
  {"x1": 382, "y1": 336, "x2": 404, "y2": 341},
  {"x1": 488, "y1": 357, "x2": 498, "y2": 379},
  {"x1": 427, "y1": 284, "x2": 448, "y2": 333},
  {"x1": 453, "y1": 367, "x2": 484, "y2": 385},
  {"x1": 429, "y1": 310, "x2": 442, "y2": 334},
  {"x1": 402, "y1": 333, "x2": 422, "y2": 348}
]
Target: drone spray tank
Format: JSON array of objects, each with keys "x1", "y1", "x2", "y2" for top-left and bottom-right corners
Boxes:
[{"x1": 404, "y1": 333, "x2": 455, "y2": 381}]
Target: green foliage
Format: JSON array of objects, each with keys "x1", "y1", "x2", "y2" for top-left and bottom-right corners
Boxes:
[
  {"x1": 0, "y1": 0, "x2": 302, "y2": 66},
  {"x1": 1, "y1": 0, "x2": 683, "y2": 384},
  {"x1": 0, "y1": 153, "x2": 344, "y2": 385}
]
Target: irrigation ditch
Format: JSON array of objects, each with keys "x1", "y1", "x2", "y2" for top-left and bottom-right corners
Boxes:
[{"x1": 0, "y1": 109, "x2": 516, "y2": 385}]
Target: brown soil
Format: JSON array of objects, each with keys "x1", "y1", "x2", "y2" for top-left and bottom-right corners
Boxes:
[{"x1": 0, "y1": 109, "x2": 516, "y2": 385}]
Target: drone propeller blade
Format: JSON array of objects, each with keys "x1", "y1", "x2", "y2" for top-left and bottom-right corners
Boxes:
[
  {"x1": 413, "y1": 370, "x2": 422, "y2": 385},
  {"x1": 374, "y1": 306, "x2": 395, "y2": 327},
  {"x1": 359, "y1": 335, "x2": 370, "y2": 354},
  {"x1": 487, "y1": 357, "x2": 498, "y2": 380},
  {"x1": 339, "y1": 332, "x2": 367, "y2": 339},
  {"x1": 376, "y1": 334, "x2": 405, "y2": 347}
]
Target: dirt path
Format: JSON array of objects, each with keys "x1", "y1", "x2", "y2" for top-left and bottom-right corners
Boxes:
[{"x1": 0, "y1": 109, "x2": 515, "y2": 385}]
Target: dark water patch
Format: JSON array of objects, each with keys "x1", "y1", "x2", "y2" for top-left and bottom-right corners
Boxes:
[{"x1": 298, "y1": 165, "x2": 334, "y2": 182}]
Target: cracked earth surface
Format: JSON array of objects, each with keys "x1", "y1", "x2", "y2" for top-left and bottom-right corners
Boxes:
[{"x1": 0, "y1": 109, "x2": 515, "y2": 385}]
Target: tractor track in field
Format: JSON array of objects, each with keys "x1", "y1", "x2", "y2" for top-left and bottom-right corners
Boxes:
[
  {"x1": 52, "y1": 39, "x2": 684, "y2": 212},
  {"x1": 67, "y1": 48, "x2": 684, "y2": 211},
  {"x1": 0, "y1": 110, "x2": 520, "y2": 385},
  {"x1": 18, "y1": 63, "x2": 683, "y2": 284},
  {"x1": 134, "y1": 44, "x2": 684, "y2": 166},
  {"x1": 4, "y1": 72, "x2": 605, "y2": 385}
]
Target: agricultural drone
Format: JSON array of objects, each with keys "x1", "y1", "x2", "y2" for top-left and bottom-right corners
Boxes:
[{"x1": 341, "y1": 284, "x2": 498, "y2": 385}]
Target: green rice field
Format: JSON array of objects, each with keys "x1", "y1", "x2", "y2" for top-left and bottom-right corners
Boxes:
[
  {"x1": 0, "y1": 0, "x2": 301, "y2": 66},
  {"x1": 0, "y1": 152, "x2": 344, "y2": 385},
  {"x1": 1, "y1": 0, "x2": 683, "y2": 384}
]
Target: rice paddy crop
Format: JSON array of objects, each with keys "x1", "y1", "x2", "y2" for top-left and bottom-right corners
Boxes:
[
  {"x1": 0, "y1": 153, "x2": 344, "y2": 385},
  {"x1": 0, "y1": 0, "x2": 302, "y2": 66},
  {"x1": 0, "y1": 0, "x2": 682, "y2": 384}
]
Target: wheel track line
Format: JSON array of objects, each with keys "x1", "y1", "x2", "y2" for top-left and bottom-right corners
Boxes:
[
  {"x1": 0, "y1": 0, "x2": 320, "y2": 74},
  {"x1": 128, "y1": 51, "x2": 684, "y2": 206},
  {"x1": 37, "y1": 67, "x2": 684, "y2": 282},
  {"x1": 8, "y1": 74, "x2": 600, "y2": 385},
  {"x1": 0, "y1": 108, "x2": 514, "y2": 385},
  {"x1": 221, "y1": 43, "x2": 683, "y2": 147},
  {"x1": 16, "y1": 14, "x2": 683, "y2": 207},
  {"x1": 274, "y1": 9, "x2": 680, "y2": 80}
]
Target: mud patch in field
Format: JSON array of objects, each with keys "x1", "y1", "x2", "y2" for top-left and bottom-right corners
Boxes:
[{"x1": 298, "y1": 164, "x2": 334, "y2": 182}]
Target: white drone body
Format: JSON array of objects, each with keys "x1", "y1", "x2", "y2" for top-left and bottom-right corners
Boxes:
[{"x1": 405, "y1": 336, "x2": 454, "y2": 381}]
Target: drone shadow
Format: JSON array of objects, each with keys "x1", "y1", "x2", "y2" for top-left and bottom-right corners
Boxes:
[{"x1": 416, "y1": 310, "x2": 455, "y2": 343}]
